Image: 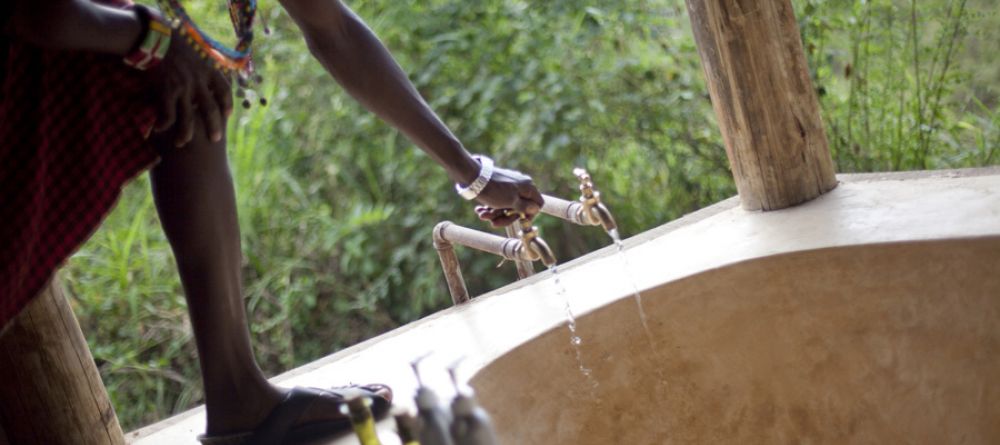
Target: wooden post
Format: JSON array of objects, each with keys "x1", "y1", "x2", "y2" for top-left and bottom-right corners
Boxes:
[
  {"x1": 0, "y1": 277, "x2": 125, "y2": 445},
  {"x1": 685, "y1": 0, "x2": 838, "y2": 211}
]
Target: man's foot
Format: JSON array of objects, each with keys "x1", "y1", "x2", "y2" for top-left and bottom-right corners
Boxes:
[{"x1": 200, "y1": 384, "x2": 392, "y2": 444}]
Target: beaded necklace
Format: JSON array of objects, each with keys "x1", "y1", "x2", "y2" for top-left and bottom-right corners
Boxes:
[{"x1": 157, "y1": 0, "x2": 268, "y2": 107}]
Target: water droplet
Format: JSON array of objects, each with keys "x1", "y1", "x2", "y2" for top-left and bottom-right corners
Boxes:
[
  {"x1": 550, "y1": 264, "x2": 598, "y2": 391},
  {"x1": 608, "y1": 228, "x2": 621, "y2": 244},
  {"x1": 608, "y1": 228, "x2": 625, "y2": 252}
]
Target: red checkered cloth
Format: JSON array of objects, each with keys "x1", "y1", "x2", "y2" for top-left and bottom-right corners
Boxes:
[{"x1": 0, "y1": 1, "x2": 159, "y2": 328}]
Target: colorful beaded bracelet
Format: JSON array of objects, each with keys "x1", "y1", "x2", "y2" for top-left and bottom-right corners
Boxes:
[
  {"x1": 124, "y1": 5, "x2": 172, "y2": 71},
  {"x1": 156, "y1": 0, "x2": 268, "y2": 107}
]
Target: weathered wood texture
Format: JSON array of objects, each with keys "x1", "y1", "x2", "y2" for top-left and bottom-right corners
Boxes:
[
  {"x1": 0, "y1": 277, "x2": 125, "y2": 445},
  {"x1": 685, "y1": 0, "x2": 837, "y2": 211}
]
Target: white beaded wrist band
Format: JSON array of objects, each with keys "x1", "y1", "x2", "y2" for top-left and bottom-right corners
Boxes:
[{"x1": 455, "y1": 155, "x2": 494, "y2": 200}]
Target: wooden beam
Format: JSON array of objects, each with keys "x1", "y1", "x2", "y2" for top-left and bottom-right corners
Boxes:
[
  {"x1": 685, "y1": 0, "x2": 837, "y2": 211},
  {"x1": 0, "y1": 277, "x2": 125, "y2": 445}
]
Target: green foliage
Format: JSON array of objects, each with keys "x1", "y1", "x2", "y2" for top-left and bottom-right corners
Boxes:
[
  {"x1": 797, "y1": 0, "x2": 999, "y2": 170},
  {"x1": 61, "y1": 0, "x2": 996, "y2": 431}
]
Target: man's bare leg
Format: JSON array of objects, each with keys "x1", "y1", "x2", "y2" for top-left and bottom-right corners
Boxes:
[
  {"x1": 150, "y1": 121, "x2": 389, "y2": 436},
  {"x1": 149, "y1": 123, "x2": 284, "y2": 434}
]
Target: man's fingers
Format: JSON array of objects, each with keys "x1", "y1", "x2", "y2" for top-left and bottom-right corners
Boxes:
[
  {"x1": 197, "y1": 83, "x2": 223, "y2": 142},
  {"x1": 474, "y1": 206, "x2": 519, "y2": 227},
  {"x1": 476, "y1": 207, "x2": 504, "y2": 221},
  {"x1": 155, "y1": 90, "x2": 179, "y2": 132},
  {"x1": 489, "y1": 213, "x2": 519, "y2": 227},
  {"x1": 211, "y1": 72, "x2": 233, "y2": 118},
  {"x1": 475, "y1": 207, "x2": 495, "y2": 220},
  {"x1": 174, "y1": 94, "x2": 195, "y2": 147}
]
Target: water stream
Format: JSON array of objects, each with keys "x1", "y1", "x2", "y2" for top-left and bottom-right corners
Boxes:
[
  {"x1": 608, "y1": 229, "x2": 669, "y2": 387},
  {"x1": 549, "y1": 265, "x2": 598, "y2": 392},
  {"x1": 608, "y1": 229, "x2": 653, "y2": 341}
]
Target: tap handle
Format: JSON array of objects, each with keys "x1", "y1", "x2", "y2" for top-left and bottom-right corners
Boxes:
[
  {"x1": 517, "y1": 213, "x2": 533, "y2": 231},
  {"x1": 570, "y1": 168, "x2": 618, "y2": 232},
  {"x1": 500, "y1": 211, "x2": 534, "y2": 240},
  {"x1": 495, "y1": 210, "x2": 533, "y2": 241},
  {"x1": 573, "y1": 167, "x2": 596, "y2": 201},
  {"x1": 511, "y1": 212, "x2": 556, "y2": 267}
]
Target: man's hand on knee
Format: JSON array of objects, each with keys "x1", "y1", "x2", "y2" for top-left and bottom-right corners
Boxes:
[{"x1": 153, "y1": 36, "x2": 233, "y2": 147}]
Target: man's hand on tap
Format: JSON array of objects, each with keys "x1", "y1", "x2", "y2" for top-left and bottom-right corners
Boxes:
[{"x1": 473, "y1": 166, "x2": 544, "y2": 227}]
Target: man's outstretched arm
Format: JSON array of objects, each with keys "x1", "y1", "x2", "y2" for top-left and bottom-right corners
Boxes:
[{"x1": 278, "y1": 0, "x2": 542, "y2": 218}]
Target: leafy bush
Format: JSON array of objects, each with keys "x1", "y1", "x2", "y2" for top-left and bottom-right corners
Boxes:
[{"x1": 799, "y1": 0, "x2": 998, "y2": 170}]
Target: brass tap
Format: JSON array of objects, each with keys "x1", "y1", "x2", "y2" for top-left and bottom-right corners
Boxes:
[
  {"x1": 515, "y1": 214, "x2": 557, "y2": 268},
  {"x1": 573, "y1": 168, "x2": 618, "y2": 233}
]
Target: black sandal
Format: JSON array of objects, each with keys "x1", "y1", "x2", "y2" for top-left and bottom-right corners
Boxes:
[{"x1": 197, "y1": 384, "x2": 392, "y2": 445}]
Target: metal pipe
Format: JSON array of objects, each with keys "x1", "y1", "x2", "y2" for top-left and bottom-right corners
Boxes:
[
  {"x1": 433, "y1": 221, "x2": 556, "y2": 305},
  {"x1": 433, "y1": 223, "x2": 470, "y2": 305},
  {"x1": 540, "y1": 194, "x2": 617, "y2": 232},
  {"x1": 434, "y1": 222, "x2": 524, "y2": 261},
  {"x1": 539, "y1": 194, "x2": 588, "y2": 225}
]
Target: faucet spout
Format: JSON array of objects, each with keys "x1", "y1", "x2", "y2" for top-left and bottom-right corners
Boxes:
[
  {"x1": 588, "y1": 201, "x2": 618, "y2": 233},
  {"x1": 525, "y1": 237, "x2": 557, "y2": 268},
  {"x1": 516, "y1": 216, "x2": 557, "y2": 268},
  {"x1": 538, "y1": 168, "x2": 618, "y2": 233}
]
